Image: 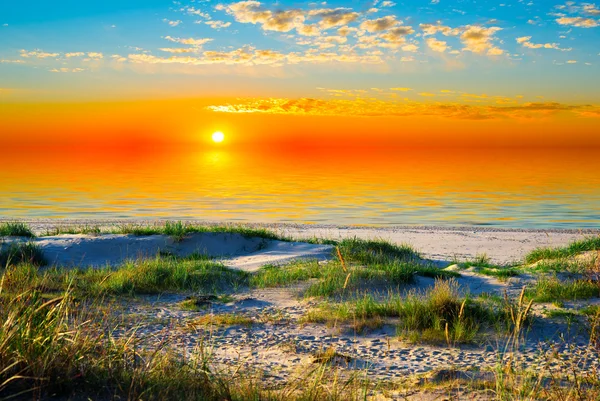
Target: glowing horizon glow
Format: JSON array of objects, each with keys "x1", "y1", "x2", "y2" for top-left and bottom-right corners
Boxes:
[{"x1": 212, "y1": 131, "x2": 225, "y2": 143}]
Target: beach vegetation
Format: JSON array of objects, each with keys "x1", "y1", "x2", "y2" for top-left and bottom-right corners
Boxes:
[
  {"x1": 304, "y1": 279, "x2": 520, "y2": 344},
  {"x1": 0, "y1": 242, "x2": 46, "y2": 267},
  {"x1": 525, "y1": 276, "x2": 599, "y2": 302},
  {"x1": 0, "y1": 221, "x2": 35, "y2": 238},
  {"x1": 525, "y1": 236, "x2": 600, "y2": 264}
]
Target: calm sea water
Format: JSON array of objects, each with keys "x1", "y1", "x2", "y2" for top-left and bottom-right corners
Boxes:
[{"x1": 1, "y1": 148, "x2": 599, "y2": 228}]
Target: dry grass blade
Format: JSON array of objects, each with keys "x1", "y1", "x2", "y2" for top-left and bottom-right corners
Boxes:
[{"x1": 336, "y1": 246, "x2": 348, "y2": 273}]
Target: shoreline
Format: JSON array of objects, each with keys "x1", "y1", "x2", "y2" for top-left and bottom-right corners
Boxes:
[{"x1": 3, "y1": 218, "x2": 600, "y2": 234}]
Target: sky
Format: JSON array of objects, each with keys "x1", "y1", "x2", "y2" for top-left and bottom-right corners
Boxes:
[{"x1": 1, "y1": 0, "x2": 599, "y2": 148}]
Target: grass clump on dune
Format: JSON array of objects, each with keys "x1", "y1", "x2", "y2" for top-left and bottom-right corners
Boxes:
[
  {"x1": 0, "y1": 284, "x2": 245, "y2": 400},
  {"x1": 114, "y1": 221, "x2": 288, "y2": 242},
  {"x1": 525, "y1": 276, "x2": 599, "y2": 302},
  {"x1": 305, "y1": 279, "x2": 505, "y2": 344},
  {"x1": 0, "y1": 222, "x2": 35, "y2": 238},
  {"x1": 0, "y1": 278, "x2": 373, "y2": 400},
  {"x1": 39, "y1": 221, "x2": 289, "y2": 242},
  {"x1": 43, "y1": 224, "x2": 102, "y2": 236},
  {"x1": 253, "y1": 238, "x2": 453, "y2": 298},
  {"x1": 337, "y1": 237, "x2": 419, "y2": 265},
  {"x1": 95, "y1": 257, "x2": 248, "y2": 295},
  {"x1": 0, "y1": 255, "x2": 248, "y2": 298},
  {"x1": 525, "y1": 236, "x2": 600, "y2": 264},
  {"x1": 0, "y1": 242, "x2": 46, "y2": 268},
  {"x1": 190, "y1": 313, "x2": 254, "y2": 328}
]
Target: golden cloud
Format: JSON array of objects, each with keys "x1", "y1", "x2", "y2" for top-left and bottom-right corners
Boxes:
[
  {"x1": 308, "y1": 8, "x2": 359, "y2": 29},
  {"x1": 516, "y1": 36, "x2": 571, "y2": 51},
  {"x1": 460, "y1": 26, "x2": 503, "y2": 55},
  {"x1": 426, "y1": 37, "x2": 448, "y2": 52},
  {"x1": 556, "y1": 16, "x2": 599, "y2": 27},
  {"x1": 206, "y1": 98, "x2": 600, "y2": 120}
]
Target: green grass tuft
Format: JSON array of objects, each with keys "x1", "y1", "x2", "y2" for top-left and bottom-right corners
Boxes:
[
  {"x1": 525, "y1": 277, "x2": 599, "y2": 302},
  {"x1": 190, "y1": 313, "x2": 254, "y2": 327},
  {"x1": 525, "y1": 236, "x2": 600, "y2": 264},
  {"x1": 337, "y1": 237, "x2": 419, "y2": 265},
  {"x1": 113, "y1": 221, "x2": 288, "y2": 242},
  {"x1": 304, "y1": 279, "x2": 507, "y2": 344},
  {"x1": 0, "y1": 222, "x2": 35, "y2": 238},
  {"x1": 43, "y1": 224, "x2": 102, "y2": 236},
  {"x1": 0, "y1": 242, "x2": 46, "y2": 267},
  {"x1": 477, "y1": 267, "x2": 521, "y2": 279}
]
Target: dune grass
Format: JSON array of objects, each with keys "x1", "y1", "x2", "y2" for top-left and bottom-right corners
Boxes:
[
  {"x1": 0, "y1": 256, "x2": 249, "y2": 298},
  {"x1": 190, "y1": 313, "x2": 254, "y2": 328},
  {"x1": 110, "y1": 221, "x2": 290, "y2": 242},
  {"x1": 0, "y1": 242, "x2": 46, "y2": 268},
  {"x1": 336, "y1": 237, "x2": 419, "y2": 264},
  {"x1": 252, "y1": 238, "x2": 454, "y2": 298},
  {"x1": 0, "y1": 280, "x2": 375, "y2": 400},
  {"x1": 525, "y1": 276, "x2": 599, "y2": 302},
  {"x1": 36, "y1": 221, "x2": 290, "y2": 242},
  {"x1": 0, "y1": 221, "x2": 35, "y2": 238},
  {"x1": 525, "y1": 236, "x2": 600, "y2": 264},
  {"x1": 304, "y1": 279, "x2": 512, "y2": 344},
  {"x1": 43, "y1": 224, "x2": 103, "y2": 236},
  {"x1": 252, "y1": 258, "x2": 457, "y2": 298}
]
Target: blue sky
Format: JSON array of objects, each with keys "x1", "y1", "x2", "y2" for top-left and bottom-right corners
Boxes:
[{"x1": 1, "y1": 0, "x2": 599, "y2": 102}]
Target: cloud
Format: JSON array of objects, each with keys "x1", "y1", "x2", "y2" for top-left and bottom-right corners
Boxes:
[
  {"x1": 420, "y1": 23, "x2": 461, "y2": 36},
  {"x1": 516, "y1": 36, "x2": 571, "y2": 51},
  {"x1": 65, "y1": 52, "x2": 85, "y2": 58},
  {"x1": 164, "y1": 36, "x2": 212, "y2": 46},
  {"x1": 163, "y1": 19, "x2": 182, "y2": 27},
  {"x1": 20, "y1": 50, "x2": 60, "y2": 59},
  {"x1": 87, "y1": 52, "x2": 103, "y2": 59},
  {"x1": 426, "y1": 37, "x2": 448, "y2": 52},
  {"x1": 159, "y1": 48, "x2": 199, "y2": 54},
  {"x1": 205, "y1": 20, "x2": 231, "y2": 29},
  {"x1": 49, "y1": 67, "x2": 85, "y2": 73},
  {"x1": 217, "y1": 1, "x2": 309, "y2": 34},
  {"x1": 390, "y1": 87, "x2": 412, "y2": 91},
  {"x1": 206, "y1": 98, "x2": 600, "y2": 120},
  {"x1": 556, "y1": 16, "x2": 599, "y2": 27},
  {"x1": 127, "y1": 46, "x2": 383, "y2": 67},
  {"x1": 360, "y1": 16, "x2": 399, "y2": 32},
  {"x1": 583, "y1": 4, "x2": 600, "y2": 16},
  {"x1": 420, "y1": 24, "x2": 504, "y2": 56},
  {"x1": 308, "y1": 8, "x2": 359, "y2": 29},
  {"x1": 459, "y1": 26, "x2": 503, "y2": 55}
]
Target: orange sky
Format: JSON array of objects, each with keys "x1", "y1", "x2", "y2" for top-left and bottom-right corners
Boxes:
[{"x1": 2, "y1": 98, "x2": 600, "y2": 149}]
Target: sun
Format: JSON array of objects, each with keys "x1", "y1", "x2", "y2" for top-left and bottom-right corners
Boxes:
[{"x1": 211, "y1": 131, "x2": 225, "y2": 143}]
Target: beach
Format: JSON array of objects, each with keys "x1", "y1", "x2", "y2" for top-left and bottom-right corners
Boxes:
[{"x1": 2, "y1": 219, "x2": 600, "y2": 399}]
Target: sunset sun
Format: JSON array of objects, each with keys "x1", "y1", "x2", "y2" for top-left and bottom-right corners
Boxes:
[{"x1": 212, "y1": 131, "x2": 225, "y2": 143}]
